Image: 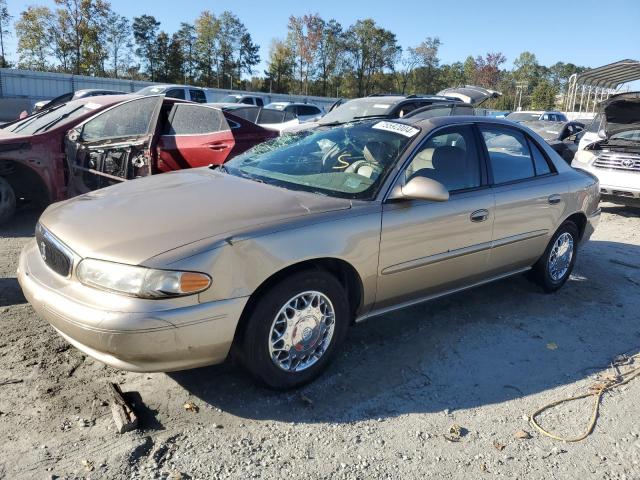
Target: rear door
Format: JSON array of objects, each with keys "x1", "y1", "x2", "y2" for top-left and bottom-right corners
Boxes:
[
  {"x1": 478, "y1": 124, "x2": 568, "y2": 275},
  {"x1": 156, "y1": 104, "x2": 235, "y2": 170},
  {"x1": 65, "y1": 95, "x2": 163, "y2": 194},
  {"x1": 223, "y1": 110, "x2": 278, "y2": 157}
]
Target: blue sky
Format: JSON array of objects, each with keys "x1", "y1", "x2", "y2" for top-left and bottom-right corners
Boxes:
[{"x1": 6, "y1": 0, "x2": 640, "y2": 74}]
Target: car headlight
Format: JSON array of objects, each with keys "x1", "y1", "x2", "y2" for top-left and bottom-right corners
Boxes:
[
  {"x1": 76, "y1": 258, "x2": 211, "y2": 298},
  {"x1": 573, "y1": 150, "x2": 596, "y2": 165}
]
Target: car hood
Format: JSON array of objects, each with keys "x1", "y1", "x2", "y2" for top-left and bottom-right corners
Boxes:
[
  {"x1": 40, "y1": 168, "x2": 352, "y2": 265},
  {"x1": 601, "y1": 92, "x2": 640, "y2": 136}
]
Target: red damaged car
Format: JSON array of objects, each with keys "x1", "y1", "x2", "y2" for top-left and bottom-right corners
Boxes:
[{"x1": 0, "y1": 94, "x2": 278, "y2": 224}]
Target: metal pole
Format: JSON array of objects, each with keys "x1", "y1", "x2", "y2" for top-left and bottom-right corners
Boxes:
[{"x1": 578, "y1": 85, "x2": 585, "y2": 113}]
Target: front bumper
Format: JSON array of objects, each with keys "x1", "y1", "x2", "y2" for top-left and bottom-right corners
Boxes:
[
  {"x1": 17, "y1": 239, "x2": 248, "y2": 372},
  {"x1": 574, "y1": 163, "x2": 640, "y2": 203}
]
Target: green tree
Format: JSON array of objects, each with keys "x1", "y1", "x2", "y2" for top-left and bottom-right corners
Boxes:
[
  {"x1": 315, "y1": 18, "x2": 343, "y2": 97},
  {"x1": 411, "y1": 37, "x2": 441, "y2": 93},
  {"x1": 287, "y1": 14, "x2": 323, "y2": 94},
  {"x1": 15, "y1": 6, "x2": 54, "y2": 70},
  {"x1": 176, "y1": 23, "x2": 196, "y2": 83},
  {"x1": 265, "y1": 38, "x2": 294, "y2": 93},
  {"x1": 104, "y1": 13, "x2": 131, "y2": 78},
  {"x1": 132, "y1": 14, "x2": 160, "y2": 80},
  {"x1": 0, "y1": 0, "x2": 11, "y2": 67},
  {"x1": 238, "y1": 32, "x2": 260, "y2": 85},
  {"x1": 194, "y1": 11, "x2": 219, "y2": 86},
  {"x1": 343, "y1": 19, "x2": 399, "y2": 96},
  {"x1": 531, "y1": 79, "x2": 558, "y2": 110}
]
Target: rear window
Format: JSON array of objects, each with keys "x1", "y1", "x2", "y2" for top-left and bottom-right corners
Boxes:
[
  {"x1": 189, "y1": 89, "x2": 207, "y2": 103},
  {"x1": 297, "y1": 105, "x2": 321, "y2": 116},
  {"x1": 165, "y1": 88, "x2": 185, "y2": 100},
  {"x1": 480, "y1": 126, "x2": 535, "y2": 184},
  {"x1": 164, "y1": 105, "x2": 228, "y2": 135}
]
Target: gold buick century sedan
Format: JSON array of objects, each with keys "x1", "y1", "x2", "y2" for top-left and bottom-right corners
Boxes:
[{"x1": 18, "y1": 116, "x2": 600, "y2": 389}]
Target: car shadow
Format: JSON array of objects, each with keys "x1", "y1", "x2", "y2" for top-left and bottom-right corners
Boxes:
[
  {"x1": 600, "y1": 202, "x2": 640, "y2": 217},
  {"x1": 0, "y1": 278, "x2": 26, "y2": 306},
  {"x1": 169, "y1": 239, "x2": 640, "y2": 423},
  {"x1": 0, "y1": 207, "x2": 42, "y2": 238}
]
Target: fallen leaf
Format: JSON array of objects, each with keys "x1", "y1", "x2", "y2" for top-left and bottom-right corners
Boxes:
[
  {"x1": 443, "y1": 424, "x2": 467, "y2": 442},
  {"x1": 183, "y1": 401, "x2": 199, "y2": 413},
  {"x1": 514, "y1": 429, "x2": 532, "y2": 440},
  {"x1": 546, "y1": 342, "x2": 558, "y2": 350},
  {"x1": 493, "y1": 440, "x2": 506, "y2": 451},
  {"x1": 82, "y1": 459, "x2": 95, "y2": 472},
  {"x1": 480, "y1": 462, "x2": 488, "y2": 472}
]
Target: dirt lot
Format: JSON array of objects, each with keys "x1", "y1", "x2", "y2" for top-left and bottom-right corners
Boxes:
[{"x1": 1, "y1": 205, "x2": 639, "y2": 480}]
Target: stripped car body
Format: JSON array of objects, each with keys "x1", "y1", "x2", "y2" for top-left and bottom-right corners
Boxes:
[
  {"x1": 19, "y1": 116, "x2": 600, "y2": 388},
  {"x1": 64, "y1": 95, "x2": 278, "y2": 194},
  {"x1": 572, "y1": 92, "x2": 640, "y2": 206}
]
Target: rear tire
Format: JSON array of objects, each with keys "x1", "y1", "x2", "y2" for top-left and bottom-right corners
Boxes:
[
  {"x1": 530, "y1": 221, "x2": 579, "y2": 293},
  {"x1": 240, "y1": 270, "x2": 350, "y2": 389},
  {"x1": 0, "y1": 176, "x2": 16, "y2": 226}
]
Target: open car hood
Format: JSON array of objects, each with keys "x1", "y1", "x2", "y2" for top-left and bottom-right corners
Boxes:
[
  {"x1": 436, "y1": 85, "x2": 501, "y2": 105},
  {"x1": 600, "y1": 92, "x2": 640, "y2": 137}
]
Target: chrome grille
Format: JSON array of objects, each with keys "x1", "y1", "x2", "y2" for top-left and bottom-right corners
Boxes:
[
  {"x1": 35, "y1": 224, "x2": 73, "y2": 277},
  {"x1": 593, "y1": 152, "x2": 640, "y2": 172}
]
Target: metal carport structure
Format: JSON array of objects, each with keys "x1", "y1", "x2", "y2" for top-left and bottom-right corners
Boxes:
[{"x1": 564, "y1": 59, "x2": 640, "y2": 113}]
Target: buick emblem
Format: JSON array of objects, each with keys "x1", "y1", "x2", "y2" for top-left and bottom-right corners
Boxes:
[
  {"x1": 39, "y1": 241, "x2": 47, "y2": 262},
  {"x1": 621, "y1": 158, "x2": 635, "y2": 168}
]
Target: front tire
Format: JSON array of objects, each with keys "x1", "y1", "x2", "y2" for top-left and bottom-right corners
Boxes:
[
  {"x1": 0, "y1": 176, "x2": 16, "y2": 226},
  {"x1": 530, "y1": 221, "x2": 579, "y2": 293},
  {"x1": 240, "y1": 270, "x2": 350, "y2": 389}
]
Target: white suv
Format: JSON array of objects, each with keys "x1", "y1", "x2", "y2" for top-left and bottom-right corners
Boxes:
[
  {"x1": 264, "y1": 102, "x2": 324, "y2": 122},
  {"x1": 136, "y1": 85, "x2": 211, "y2": 103},
  {"x1": 572, "y1": 92, "x2": 640, "y2": 207}
]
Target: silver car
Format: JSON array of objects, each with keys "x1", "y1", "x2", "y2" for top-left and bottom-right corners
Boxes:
[{"x1": 18, "y1": 117, "x2": 601, "y2": 389}]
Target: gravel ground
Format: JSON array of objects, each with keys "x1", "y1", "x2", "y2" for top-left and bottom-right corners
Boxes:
[{"x1": 1, "y1": 204, "x2": 640, "y2": 480}]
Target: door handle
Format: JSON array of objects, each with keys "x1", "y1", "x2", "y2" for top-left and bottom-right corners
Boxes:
[
  {"x1": 470, "y1": 209, "x2": 489, "y2": 222},
  {"x1": 208, "y1": 143, "x2": 229, "y2": 151},
  {"x1": 548, "y1": 194, "x2": 562, "y2": 205}
]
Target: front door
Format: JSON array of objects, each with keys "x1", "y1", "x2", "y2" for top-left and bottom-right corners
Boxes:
[
  {"x1": 65, "y1": 95, "x2": 163, "y2": 194},
  {"x1": 376, "y1": 124, "x2": 495, "y2": 310}
]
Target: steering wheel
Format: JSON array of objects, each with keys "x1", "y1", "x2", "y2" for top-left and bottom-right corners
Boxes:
[{"x1": 345, "y1": 159, "x2": 382, "y2": 178}]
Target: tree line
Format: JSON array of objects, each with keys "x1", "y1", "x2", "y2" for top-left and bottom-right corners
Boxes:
[{"x1": 3, "y1": 0, "x2": 587, "y2": 109}]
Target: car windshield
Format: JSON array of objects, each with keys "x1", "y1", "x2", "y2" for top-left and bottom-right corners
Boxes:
[
  {"x1": 318, "y1": 98, "x2": 397, "y2": 125},
  {"x1": 610, "y1": 129, "x2": 640, "y2": 142},
  {"x1": 265, "y1": 103, "x2": 287, "y2": 110},
  {"x1": 506, "y1": 112, "x2": 541, "y2": 122},
  {"x1": 522, "y1": 121, "x2": 562, "y2": 140},
  {"x1": 5, "y1": 100, "x2": 103, "y2": 135},
  {"x1": 223, "y1": 121, "x2": 419, "y2": 199}
]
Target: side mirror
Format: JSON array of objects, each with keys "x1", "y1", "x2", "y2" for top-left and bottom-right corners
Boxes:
[{"x1": 388, "y1": 176, "x2": 449, "y2": 202}]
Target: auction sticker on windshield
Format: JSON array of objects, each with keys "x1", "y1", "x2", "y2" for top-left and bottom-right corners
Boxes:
[{"x1": 372, "y1": 121, "x2": 419, "y2": 138}]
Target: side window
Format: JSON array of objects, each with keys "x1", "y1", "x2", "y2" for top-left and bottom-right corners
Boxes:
[
  {"x1": 166, "y1": 88, "x2": 186, "y2": 100},
  {"x1": 255, "y1": 98, "x2": 264, "y2": 107},
  {"x1": 405, "y1": 125, "x2": 482, "y2": 192},
  {"x1": 298, "y1": 105, "x2": 320, "y2": 116},
  {"x1": 528, "y1": 139, "x2": 552, "y2": 175},
  {"x1": 285, "y1": 105, "x2": 297, "y2": 115},
  {"x1": 397, "y1": 102, "x2": 417, "y2": 118},
  {"x1": 240, "y1": 97, "x2": 254, "y2": 105},
  {"x1": 164, "y1": 105, "x2": 228, "y2": 135},
  {"x1": 82, "y1": 97, "x2": 158, "y2": 141},
  {"x1": 189, "y1": 89, "x2": 207, "y2": 103},
  {"x1": 480, "y1": 126, "x2": 535, "y2": 184}
]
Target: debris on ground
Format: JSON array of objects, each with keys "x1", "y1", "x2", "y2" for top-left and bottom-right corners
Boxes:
[
  {"x1": 493, "y1": 440, "x2": 506, "y2": 451},
  {"x1": 444, "y1": 424, "x2": 466, "y2": 442},
  {"x1": 514, "y1": 429, "x2": 532, "y2": 440},
  {"x1": 183, "y1": 401, "x2": 199, "y2": 413},
  {"x1": 107, "y1": 382, "x2": 139, "y2": 434}
]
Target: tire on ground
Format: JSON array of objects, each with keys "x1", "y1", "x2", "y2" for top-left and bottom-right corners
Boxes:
[
  {"x1": 240, "y1": 269, "x2": 351, "y2": 389},
  {"x1": 0, "y1": 176, "x2": 16, "y2": 226},
  {"x1": 530, "y1": 221, "x2": 579, "y2": 293}
]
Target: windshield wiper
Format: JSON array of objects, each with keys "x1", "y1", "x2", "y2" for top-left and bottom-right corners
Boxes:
[
  {"x1": 11, "y1": 104, "x2": 66, "y2": 133},
  {"x1": 31, "y1": 106, "x2": 83, "y2": 134},
  {"x1": 352, "y1": 114, "x2": 388, "y2": 120}
]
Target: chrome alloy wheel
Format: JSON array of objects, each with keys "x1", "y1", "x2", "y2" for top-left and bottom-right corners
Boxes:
[
  {"x1": 268, "y1": 291, "x2": 336, "y2": 372},
  {"x1": 548, "y1": 232, "x2": 574, "y2": 281}
]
